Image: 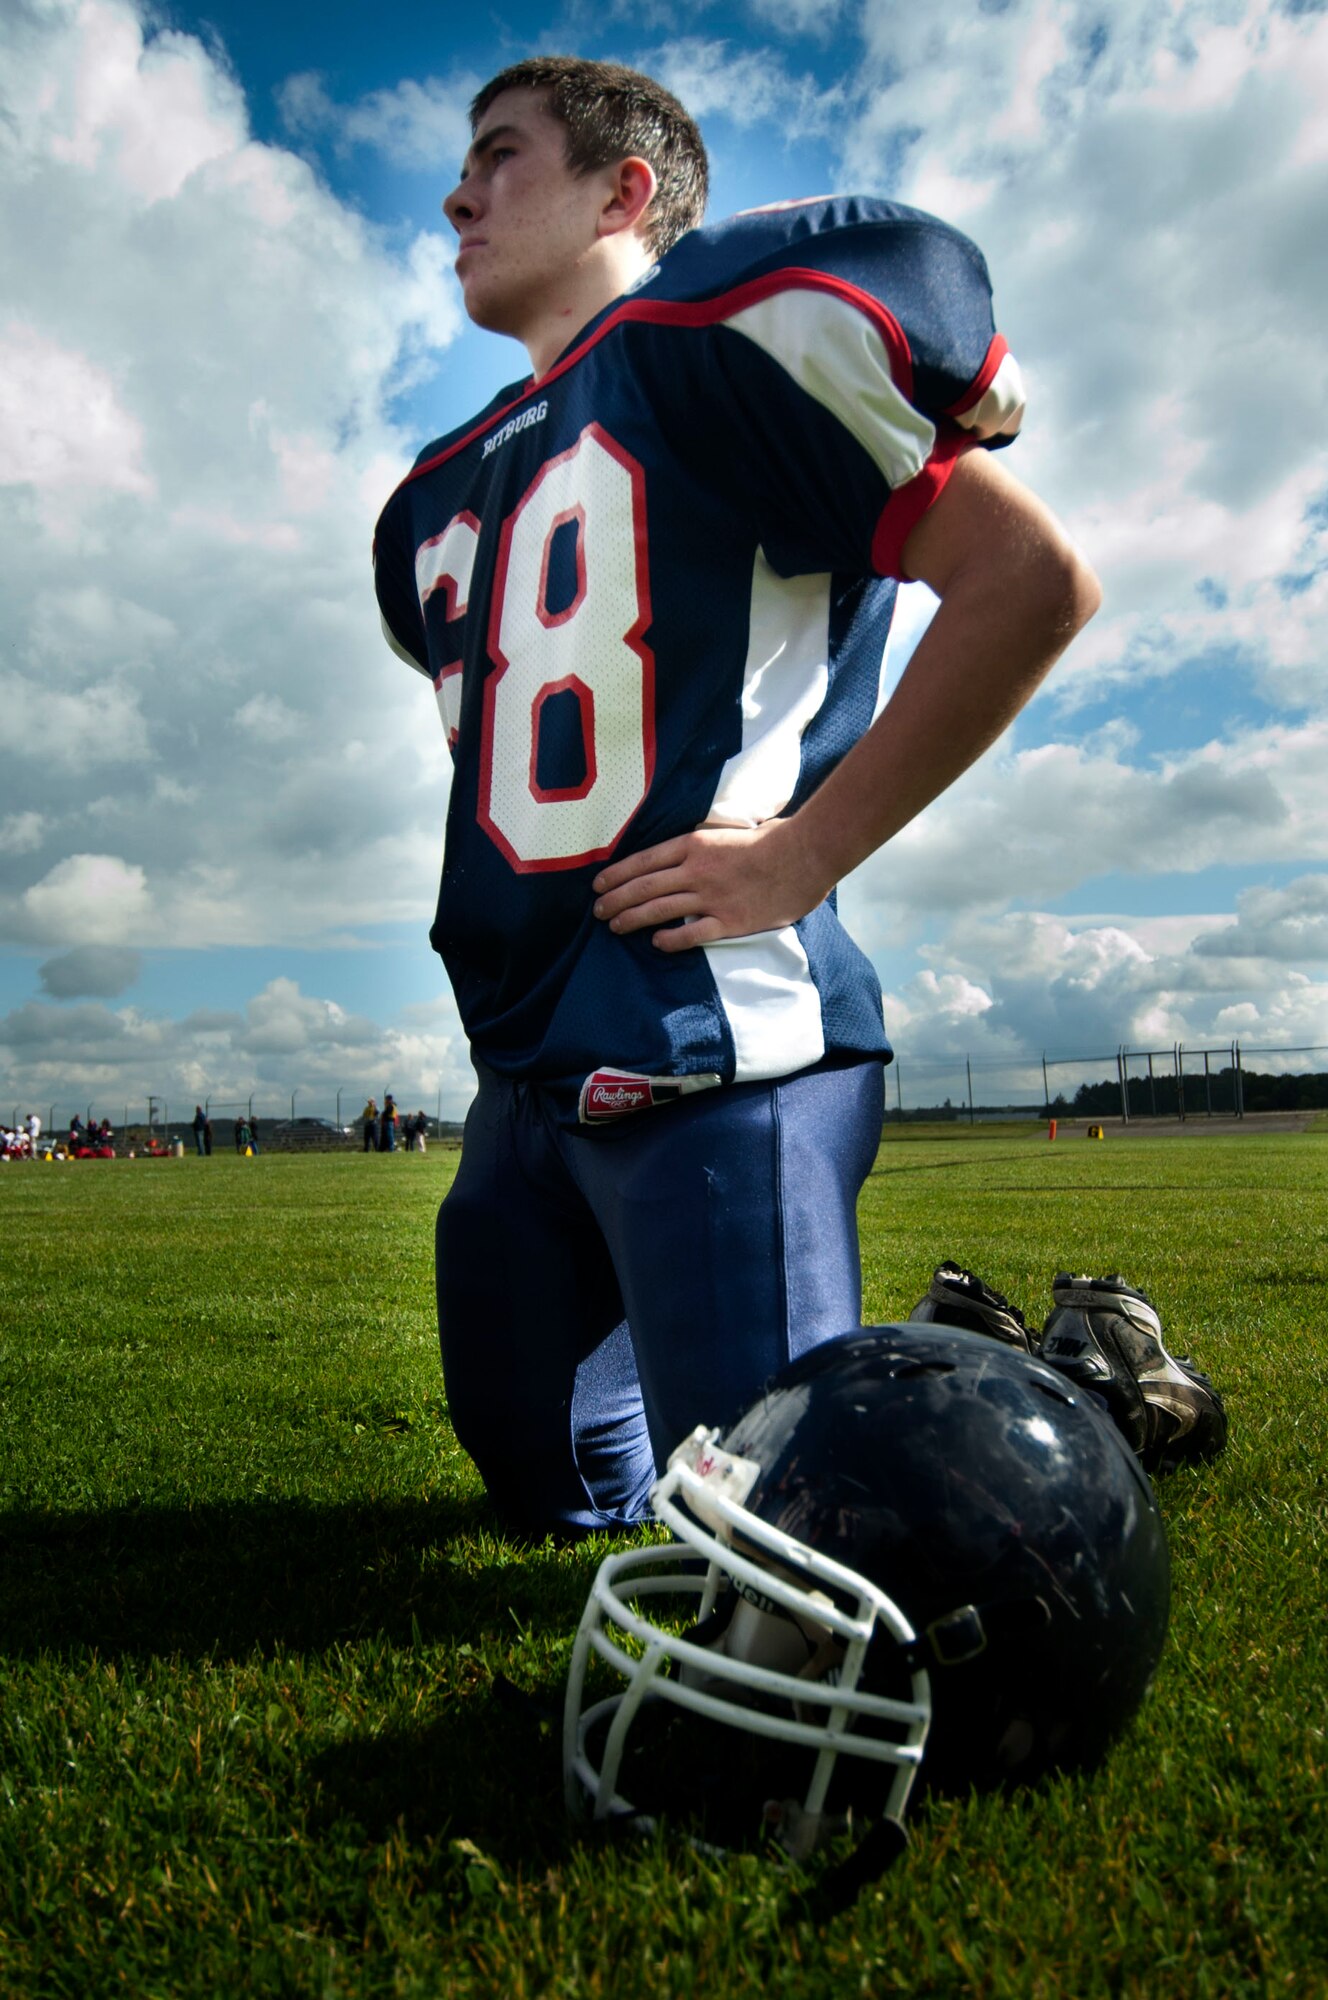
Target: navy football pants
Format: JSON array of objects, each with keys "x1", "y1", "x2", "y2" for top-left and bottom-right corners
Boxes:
[{"x1": 435, "y1": 1057, "x2": 885, "y2": 1535}]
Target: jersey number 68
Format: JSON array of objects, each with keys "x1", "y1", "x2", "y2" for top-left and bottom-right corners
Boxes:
[{"x1": 420, "y1": 424, "x2": 656, "y2": 874}]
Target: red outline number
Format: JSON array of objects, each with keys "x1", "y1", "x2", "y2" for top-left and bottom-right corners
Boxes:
[
  {"x1": 536, "y1": 505, "x2": 587, "y2": 629},
  {"x1": 528, "y1": 675, "x2": 597, "y2": 803}
]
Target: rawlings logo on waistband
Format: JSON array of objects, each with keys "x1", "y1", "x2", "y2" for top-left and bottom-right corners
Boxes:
[
  {"x1": 585, "y1": 1075, "x2": 654, "y2": 1117},
  {"x1": 578, "y1": 1068, "x2": 724, "y2": 1125}
]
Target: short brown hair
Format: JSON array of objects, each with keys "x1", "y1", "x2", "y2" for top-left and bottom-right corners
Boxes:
[{"x1": 470, "y1": 56, "x2": 708, "y2": 257}]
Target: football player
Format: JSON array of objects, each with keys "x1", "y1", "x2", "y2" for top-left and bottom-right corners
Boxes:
[{"x1": 373, "y1": 57, "x2": 1102, "y2": 1536}]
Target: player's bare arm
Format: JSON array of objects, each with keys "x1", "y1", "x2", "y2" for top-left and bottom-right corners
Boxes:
[{"x1": 590, "y1": 449, "x2": 1101, "y2": 952}]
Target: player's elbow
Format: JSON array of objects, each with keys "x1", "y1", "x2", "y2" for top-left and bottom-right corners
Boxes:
[
  {"x1": 1067, "y1": 538, "x2": 1102, "y2": 624},
  {"x1": 1055, "y1": 542, "x2": 1102, "y2": 638},
  {"x1": 1026, "y1": 536, "x2": 1101, "y2": 651}
]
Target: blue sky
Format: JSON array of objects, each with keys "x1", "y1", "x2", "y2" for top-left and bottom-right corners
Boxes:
[{"x1": 1, "y1": 0, "x2": 1325, "y2": 1122}]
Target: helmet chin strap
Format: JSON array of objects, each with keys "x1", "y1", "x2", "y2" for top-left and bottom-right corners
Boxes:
[{"x1": 795, "y1": 1813, "x2": 911, "y2": 1918}]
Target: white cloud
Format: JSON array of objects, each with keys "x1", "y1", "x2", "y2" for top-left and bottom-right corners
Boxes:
[
  {"x1": 643, "y1": 36, "x2": 846, "y2": 134},
  {"x1": 0, "y1": 322, "x2": 152, "y2": 498},
  {"x1": 0, "y1": 0, "x2": 460, "y2": 966},
  {"x1": 0, "y1": 813, "x2": 45, "y2": 857},
  {"x1": 1193, "y1": 873, "x2": 1328, "y2": 962},
  {"x1": 0, "y1": 976, "x2": 475, "y2": 1120},
  {"x1": 27, "y1": 584, "x2": 178, "y2": 667},
  {"x1": 243, "y1": 976, "x2": 350, "y2": 1056},
  {"x1": 20, "y1": 853, "x2": 151, "y2": 945},
  {"x1": 904, "y1": 968, "x2": 994, "y2": 1022},
  {"x1": 1211, "y1": 974, "x2": 1328, "y2": 1055},
  {"x1": 0, "y1": 0, "x2": 245, "y2": 203},
  {"x1": 839, "y1": 713, "x2": 1328, "y2": 949},
  {"x1": 882, "y1": 898, "x2": 1328, "y2": 1067},
  {"x1": 278, "y1": 69, "x2": 478, "y2": 171},
  {"x1": 234, "y1": 693, "x2": 301, "y2": 741},
  {"x1": 0, "y1": 672, "x2": 151, "y2": 771},
  {"x1": 746, "y1": 0, "x2": 849, "y2": 43}
]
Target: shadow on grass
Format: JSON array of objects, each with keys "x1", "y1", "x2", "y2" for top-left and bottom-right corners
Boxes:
[
  {"x1": 867, "y1": 1148, "x2": 1033, "y2": 1179},
  {"x1": 305, "y1": 1687, "x2": 569, "y2": 1867},
  {"x1": 0, "y1": 1496, "x2": 590, "y2": 1661}
]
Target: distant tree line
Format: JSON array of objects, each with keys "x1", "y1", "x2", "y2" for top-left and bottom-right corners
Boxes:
[
  {"x1": 1070, "y1": 1068, "x2": 1328, "y2": 1117},
  {"x1": 885, "y1": 1099, "x2": 1046, "y2": 1124},
  {"x1": 883, "y1": 1067, "x2": 1328, "y2": 1123}
]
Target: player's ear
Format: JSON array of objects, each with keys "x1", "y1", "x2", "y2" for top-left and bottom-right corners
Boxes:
[{"x1": 598, "y1": 155, "x2": 657, "y2": 241}]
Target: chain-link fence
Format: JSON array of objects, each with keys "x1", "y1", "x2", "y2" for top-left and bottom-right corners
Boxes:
[
  {"x1": 10, "y1": 1042, "x2": 1327, "y2": 1145},
  {"x1": 886, "y1": 1042, "x2": 1328, "y2": 1122},
  {"x1": 884, "y1": 1052, "x2": 1048, "y2": 1122}
]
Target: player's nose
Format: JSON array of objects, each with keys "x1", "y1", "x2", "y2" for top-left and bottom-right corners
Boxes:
[{"x1": 443, "y1": 176, "x2": 479, "y2": 231}]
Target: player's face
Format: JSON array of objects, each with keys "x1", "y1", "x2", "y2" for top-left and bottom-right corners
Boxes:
[{"x1": 444, "y1": 90, "x2": 614, "y2": 346}]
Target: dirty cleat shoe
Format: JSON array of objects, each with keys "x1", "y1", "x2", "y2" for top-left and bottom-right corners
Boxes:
[
  {"x1": 908, "y1": 1262, "x2": 1037, "y2": 1353},
  {"x1": 1039, "y1": 1273, "x2": 1227, "y2": 1472}
]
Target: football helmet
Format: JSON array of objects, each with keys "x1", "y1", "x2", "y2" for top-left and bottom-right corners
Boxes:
[{"x1": 564, "y1": 1325, "x2": 1170, "y2": 1863}]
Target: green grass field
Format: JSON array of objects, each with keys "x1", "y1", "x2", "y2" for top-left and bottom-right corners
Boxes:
[{"x1": 1, "y1": 1128, "x2": 1325, "y2": 1998}]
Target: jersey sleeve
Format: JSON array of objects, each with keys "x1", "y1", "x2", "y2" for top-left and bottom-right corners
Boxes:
[
  {"x1": 372, "y1": 498, "x2": 430, "y2": 677},
  {"x1": 677, "y1": 209, "x2": 1025, "y2": 581}
]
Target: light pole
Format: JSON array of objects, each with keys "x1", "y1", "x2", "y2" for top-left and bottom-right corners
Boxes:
[{"x1": 291, "y1": 1090, "x2": 297, "y2": 1124}]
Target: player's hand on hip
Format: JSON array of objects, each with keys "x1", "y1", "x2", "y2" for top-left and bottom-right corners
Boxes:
[{"x1": 591, "y1": 820, "x2": 828, "y2": 953}]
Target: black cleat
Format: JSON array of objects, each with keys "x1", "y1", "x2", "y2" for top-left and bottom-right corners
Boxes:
[
  {"x1": 1039, "y1": 1273, "x2": 1227, "y2": 1472},
  {"x1": 907, "y1": 1263, "x2": 1037, "y2": 1353}
]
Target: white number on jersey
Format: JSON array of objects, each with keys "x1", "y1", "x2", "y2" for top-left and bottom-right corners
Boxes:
[
  {"x1": 418, "y1": 424, "x2": 654, "y2": 873},
  {"x1": 416, "y1": 511, "x2": 481, "y2": 746},
  {"x1": 480, "y1": 423, "x2": 654, "y2": 871}
]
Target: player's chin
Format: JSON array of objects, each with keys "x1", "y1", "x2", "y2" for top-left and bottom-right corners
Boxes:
[{"x1": 457, "y1": 281, "x2": 512, "y2": 336}]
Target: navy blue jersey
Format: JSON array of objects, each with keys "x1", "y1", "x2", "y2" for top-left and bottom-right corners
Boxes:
[{"x1": 374, "y1": 196, "x2": 1024, "y2": 1121}]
